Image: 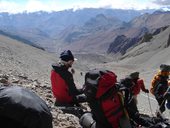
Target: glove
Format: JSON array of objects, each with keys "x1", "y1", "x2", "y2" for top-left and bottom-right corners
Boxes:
[
  {"x1": 76, "y1": 94, "x2": 87, "y2": 103},
  {"x1": 70, "y1": 68, "x2": 75, "y2": 74},
  {"x1": 78, "y1": 88, "x2": 84, "y2": 94},
  {"x1": 145, "y1": 89, "x2": 149, "y2": 93}
]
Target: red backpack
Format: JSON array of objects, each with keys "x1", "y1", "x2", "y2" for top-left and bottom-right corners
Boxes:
[{"x1": 83, "y1": 69, "x2": 130, "y2": 128}]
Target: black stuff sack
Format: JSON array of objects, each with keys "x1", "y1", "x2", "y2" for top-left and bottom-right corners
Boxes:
[{"x1": 0, "y1": 85, "x2": 53, "y2": 128}]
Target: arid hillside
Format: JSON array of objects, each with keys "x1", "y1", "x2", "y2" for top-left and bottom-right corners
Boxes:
[{"x1": 0, "y1": 30, "x2": 170, "y2": 127}]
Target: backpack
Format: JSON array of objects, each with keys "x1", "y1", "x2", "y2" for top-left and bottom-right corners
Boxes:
[
  {"x1": 150, "y1": 74, "x2": 160, "y2": 95},
  {"x1": 83, "y1": 69, "x2": 130, "y2": 128},
  {"x1": 150, "y1": 71, "x2": 169, "y2": 95},
  {"x1": 150, "y1": 64, "x2": 170, "y2": 94},
  {"x1": 83, "y1": 69, "x2": 117, "y2": 99}
]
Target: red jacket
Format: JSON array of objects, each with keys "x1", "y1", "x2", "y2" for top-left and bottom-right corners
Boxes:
[
  {"x1": 132, "y1": 79, "x2": 147, "y2": 95},
  {"x1": 51, "y1": 70, "x2": 72, "y2": 103},
  {"x1": 51, "y1": 64, "x2": 81, "y2": 104}
]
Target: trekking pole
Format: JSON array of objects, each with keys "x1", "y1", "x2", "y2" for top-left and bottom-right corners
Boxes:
[
  {"x1": 160, "y1": 99, "x2": 166, "y2": 109},
  {"x1": 147, "y1": 93, "x2": 154, "y2": 116}
]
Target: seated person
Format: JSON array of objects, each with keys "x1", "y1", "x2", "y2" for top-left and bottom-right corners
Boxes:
[
  {"x1": 51, "y1": 50, "x2": 86, "y2": 117},
  {"x1": 51, "y1": 50, "x2": 86, "y2": 107}
]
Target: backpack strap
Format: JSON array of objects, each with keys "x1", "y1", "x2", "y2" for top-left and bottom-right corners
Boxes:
[
  {"x1": 117, "y1": 92, "x2": 129, "y2": 119},
  {"x1": 89, "y1": 99, "x2": 112, "y2": 127},
  {"x1": 100, "y1": 88, "x2": 131, "y2": 128},
  {"x1": 99, "y1": 86, "x2": 117, "y2": 100},
  {"x1": 99, "y1": 86, "x2": 130, "y2": 119}
]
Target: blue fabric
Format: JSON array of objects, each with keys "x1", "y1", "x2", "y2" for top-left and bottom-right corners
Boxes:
[{"x1": 166, "y1": 100, "x2": 170, "y2": 109}]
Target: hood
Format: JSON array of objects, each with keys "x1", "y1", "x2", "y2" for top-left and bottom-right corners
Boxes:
[{"x1": 52, "y1": 63, "x2": 68, "y2": 73}]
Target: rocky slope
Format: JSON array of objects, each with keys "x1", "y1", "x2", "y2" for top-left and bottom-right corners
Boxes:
[
  {"x1": 0, "y1": 34, "x2": 83, "y2": 128},
  {"x1": 1, "y1": 27, "x2": 170, "y2": 127}
]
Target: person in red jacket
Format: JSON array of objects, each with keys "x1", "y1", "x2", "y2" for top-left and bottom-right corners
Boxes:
[
  {"x1": 51, "y1": 50, "x2": 86, "y2": 108},
  {"x1": 129, "y1": 72, "x2": 149, "y2": 104}
]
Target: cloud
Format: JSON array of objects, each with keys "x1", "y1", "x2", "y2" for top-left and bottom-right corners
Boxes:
[
  {"x1": 23, "y1": 0, "x2": 68, "y2": 13},
  {"x1": 25, "y1": 0, "x2": 54, "y2": 12},
  {"x1": 0, "y1": 0, "x2": 62, "y2": 13},
  {"x1": 96, "y1": 0, "x2": 160, "y2": 10},
  {"x1": 153, "y1": 0, "x2": 170, "y2": 5},
  {"x1": 0, "y1": 1, "x2": 23, "y2": 13},
  {"x1": 0, "y1": 0, "x2": 170, "y2": 13}
]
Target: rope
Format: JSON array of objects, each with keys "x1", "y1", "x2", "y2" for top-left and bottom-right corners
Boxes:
[{"x1": 147, "y1": 93, "x2": 154, "y2": 116}]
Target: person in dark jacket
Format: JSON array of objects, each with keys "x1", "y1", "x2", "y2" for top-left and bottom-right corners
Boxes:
[
  {"x1": 150, "y1": 64, "x2": 170, "y2": 115},
  {"x1": 51, "y1": 50, "x2": 86, "y2": 108},
  {"x1": 119, "y1": 77, "x2": 163, "y2": 128}
]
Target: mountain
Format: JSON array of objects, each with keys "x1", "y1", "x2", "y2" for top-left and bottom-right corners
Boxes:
[
  {"x1": 1, "y1": 9, "x2": 169, "y2": 57},
  {"x1": 106, "y1": 11, "x2": 170, "y2": 57},
  {"x1": 119, "y1": 26, "x2": 170, "y2": 70},
  {"x1": 129, "y1": 11, "x2": 170, "y2": 29},
  {"x1": 0, "y1": 29, "x2": 45, "y2": 50},
  {"x1": 59, "y1": 14, "x2": 122, "y2": 44},
  {"x1": 61, "y1": 11, "x2": 170, "y2": 55},
  {"x1": 0, "y1": 8, "x2": 155, "y2": 52},
  {"x1": 1, "y1": 9, "x2": 170, "y2": 127},
  {"x1": 1, "y1": 23, "x2": 170, "y2": 127},
  {"x1": 0, "y1": 34, "x2": 56, "y2": 84},
  {"x1": 0, "y1": 33, "x2": 86, "y2": 128}
]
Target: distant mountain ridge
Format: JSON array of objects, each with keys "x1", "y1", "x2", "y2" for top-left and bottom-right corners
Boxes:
[
  {"x1": 106, "y1": 11, "x2": 170, "y2": 56},
  {"x1": 60, "y1": 14, "x2": 122, "y2": 43},
  {"x1": 118, "y1": 26, "x2": 170, "y2": 70},
  {"x1": 107, "y1": 26, "x2": 169, "y2": 55},
  {"x1": 0, "y1": 30, "x2": 44, "y2": 50},
  {"x1": 129, "y1": 11, "x2": 170, "y2": 29},
  {"x1": 0, "y1": 8, "x2": 155, "y2": 52},
  {"x1": 1, "y1": 8, "x2": 170, "y2": 60},
  {"x1": 62, "y1": 11, "x2": 170, "y2": 55},
  {"x1": 0, "y1": 9, "x2": 145, "y2": 36}
]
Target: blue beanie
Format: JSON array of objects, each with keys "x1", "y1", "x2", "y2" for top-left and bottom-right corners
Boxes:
[
  {"x1": 60, "y1": 50, "x2": 74, "y2": 62},
  {"x1": 166, "y1": 100, "x2": 170, "y2": 109}
]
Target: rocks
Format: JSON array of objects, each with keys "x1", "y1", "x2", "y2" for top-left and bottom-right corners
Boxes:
[
  {"x1": 0, "y1": 72, "x2": 81, "y2": 128},
  {"x1": 0, "y1": 74, "x2": 9, "y2": 83}
]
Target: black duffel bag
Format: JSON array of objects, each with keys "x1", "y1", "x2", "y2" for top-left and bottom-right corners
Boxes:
[{"x1": 0, "y1": 85, "x2": 53, "y2": 128}]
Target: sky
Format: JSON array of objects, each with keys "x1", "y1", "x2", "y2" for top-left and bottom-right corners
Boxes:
[{"x1": 0, "y1": 0, "x2": 170, "y2": 13}]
